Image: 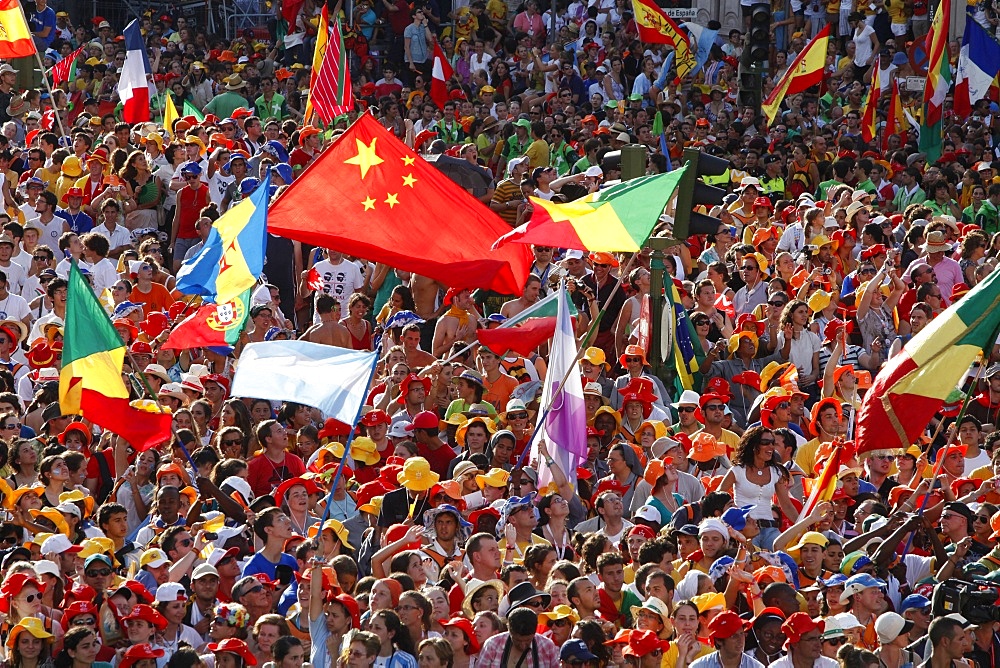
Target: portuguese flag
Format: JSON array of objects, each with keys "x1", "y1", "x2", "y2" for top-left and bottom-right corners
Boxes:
[
  {"x1": 161, "y1": 288, "x2": 252, "y2": 352},
  {"x1": 477, "y1": 289, "x2": 577, "y2": 357},
  {"x1": 492, "y1": 167, "x2": 688, "y2": 253},
  {"x1": 855, "y1": 265, "x2": 1000, "y2": 454},
  {"x1": 59, "y1": 263, "x2": 172, "y2": 451}
]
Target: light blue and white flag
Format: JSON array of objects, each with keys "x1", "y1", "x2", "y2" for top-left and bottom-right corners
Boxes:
[{"x1": 232, "y1": 341, "x2": 377, "y2": 422}]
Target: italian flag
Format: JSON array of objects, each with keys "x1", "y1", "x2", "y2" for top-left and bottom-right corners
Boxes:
[{"x1": 58, "y1": 263, "x2": 172, "y2": 451}]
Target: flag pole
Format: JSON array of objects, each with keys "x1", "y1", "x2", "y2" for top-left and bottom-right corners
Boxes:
[
  {"x1": 28, "y1": 48, "x2": 67, "y2": 138},
  {"x1": 315, "y1": 353, "x2": 380, "y2": 532}
]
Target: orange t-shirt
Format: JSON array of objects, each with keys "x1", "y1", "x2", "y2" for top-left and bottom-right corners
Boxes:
[
  {"x1": 482, "y1": 372, "x2": 519, "y2": 413},
  {"x1": 130, "y1": 283, "x2": 175, "y2": 315}
]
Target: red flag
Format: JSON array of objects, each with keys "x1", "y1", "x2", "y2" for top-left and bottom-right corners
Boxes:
[
  {"x1": 266, "y1": 113, "x2": 532, "y2": 295},
  {"x1": 306, "y1": 266, "x2": 323, "y2": 291},
  {"x1": 430, "y1": 41, "x2": 453, "y2": 110},
  {"x1": 0, "y1": 0, "x2": 34, "y2": 59},
  {"x1": 282, "y1": 0, "x2": 305, "y2": 23},
  {"x1": 477, "y1": 317, "x2": 556, "y2": 357},
  {"x1": 311, "y1": 8, "x2": 354, "y2": 124},
  {"x1": 161, "y1": 297, "x2": 249, "y2": 350},
  {"x1": 49, "y1": 44, "x2": 85, "y2": 86}
]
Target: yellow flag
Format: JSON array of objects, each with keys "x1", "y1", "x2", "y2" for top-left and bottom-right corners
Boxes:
[{"x1": 163, "y1": 95, "x2": 180, "y2": 139}]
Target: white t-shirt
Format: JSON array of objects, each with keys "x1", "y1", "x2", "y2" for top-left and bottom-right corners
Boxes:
[
  {"x1": 853, "y1": 25, "x2": 876, "y2": 67},
  {"x1": 777, "y1": 329, "x2": 822, "y2": 378},
  {"x1": 36, "y1": 217, "x2": 65, "y2": 250},
  {"x1": 88, "y1": 257, "x2": 119, "y2": 293},
  {"x1": 0, "y1": 260, "x2": 27, "y2": 296},
  {"x1": 91, "y1": 223, "x2": 133, "y2": 252},
  {"x1": 0, "y1": 290, "x2": 29, "y2": 321},
  {"x1": 10, "y1": 248, "x2": 31, "y2": 273},
  {"x1": 208, "y1": 171, "x2": 235, "y2": 207},
  {"x1": 311, "y1": 258, "x2": 365, "y2": 323}
]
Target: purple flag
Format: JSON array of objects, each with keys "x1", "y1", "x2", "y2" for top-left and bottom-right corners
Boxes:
[{"x1": 532, "y1": 286, "x2": 587, "y2": 488}]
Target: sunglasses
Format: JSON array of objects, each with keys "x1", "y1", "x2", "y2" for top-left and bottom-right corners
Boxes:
[
  {"x1": 704, "y1": 404, "x2": 724, "y2": 411},
  {"x1": 521, "y1": 599, "x2": 545, "y2": 608},
  {"x1": 506, "y1": 412, "x2": 528, "y2": 420},
  {"x1": 518, "y1": 479, "x2": 532, "y2": 485},
  {"x1": 178, "y1": 538, "x2": 193, "y2": 548},
  {"x1": 0, "y1": 536, "x2": 17, "y2": 545},
  {"x1": 678, "y1": 406, "x2": 696, "y2": 413},
  {"x1": 3, "y1": 423, "x2": 19, "y2": 430},
  {"x1": 21, "y1": 593, "x2": 40, "y2": 603},
  {"x1": 594, "y1": 263, "x2": 611, "y2": 268},
  {"x1": 775, "y1": 402, "x2": 790, "y2": 409},
  {"x1": 741, "y1": 265, "x2": 758, "y2": 271},
  {"x1": 73, "y1": 617, "x2": 96, "y2": 626},
  {"x1": 183, "y1": 174, "x2": 198, "y2": 180},
  {"x1": 626, "y1": 357, "x2": 642, "y2": 363},
  {"x1": 768, "y1": 301, "x2": 786, "y2": 307},
  {"x1": 692, "y1": 319, "x2": 710, "y2": 326},
  {"x1": 759, "y1": 438, "x2": 775, "y2": 445},
  {"x1": 222, "y1": 439, "x2": 242, "y2": 447},
  {"x1": 975, "y1": 515, "x2": 990, "y2": 522},
  {"x1": 86, "y1": 568, "x2": 112, "y2": 577},
  {"x1": 824, "y1": 637, "x2": 845, "y2": 646},
  {"x1": 243, "y1": 585, "x2": 264, "y2": 595}
]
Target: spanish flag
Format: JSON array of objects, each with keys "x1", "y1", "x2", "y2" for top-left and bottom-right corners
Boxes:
[
  {"x1": 59, "y1": 263, "x2": 172, "y2": 451},
  {"x1": 0, "y1": 0, "x2": 34, "y2": 59},
  {"x1": 630, "y1": 0, "x2": 696, "y2": 79},
  {"x1": 884, "y1": 77, "x2": 907, "y2": 150},
  {"x1": 861, "y1": 65, "x2": 880, "y2": 144},
  {"x1": 762, "y1": 24, "x2": 830, "y2": 125}
]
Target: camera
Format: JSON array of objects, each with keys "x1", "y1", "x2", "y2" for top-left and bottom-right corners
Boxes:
[{"x1": 932, "y1": 579, "x2": 1000, "y2": 623}]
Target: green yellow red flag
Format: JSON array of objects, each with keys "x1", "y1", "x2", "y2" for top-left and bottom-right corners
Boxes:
[
  {"x1": 492, "y1": 166, "x2": 689, "y2": 253},
  {"x1": 59, "y1": 263, "x2": 172, "y2": 450},
  {"x1": 920, "y1": 0, "x2": 951, "y2": 163}
]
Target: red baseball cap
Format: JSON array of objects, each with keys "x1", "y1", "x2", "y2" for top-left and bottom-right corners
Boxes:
[
  {"x1": 781, "y1": 612, "x2": 824, "y2": 647},
  {"x1": 709, "y1": 610, "x2": 752, "y2": 640}
]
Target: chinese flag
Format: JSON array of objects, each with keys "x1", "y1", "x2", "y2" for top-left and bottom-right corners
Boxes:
[{"x1": 267, "y1": 113, "x2": 532, "y2": 295}]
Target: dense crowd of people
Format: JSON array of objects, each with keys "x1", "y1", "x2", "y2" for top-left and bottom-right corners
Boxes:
[{"x1": 0, "y1": 1, "x2": 995, "y2": 668}]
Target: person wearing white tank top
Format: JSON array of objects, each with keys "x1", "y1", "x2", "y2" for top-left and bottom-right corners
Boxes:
[{"x1": 719, "y1": 427, "x2": 799, "y2": 551}]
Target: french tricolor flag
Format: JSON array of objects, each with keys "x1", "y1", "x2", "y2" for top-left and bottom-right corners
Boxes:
[
  {"x1": 954, "y1": 13, "x2": 1000, "y2": 119},
  {"x1": 117, "y1": 20, "x2": 154, "y2": 123}
]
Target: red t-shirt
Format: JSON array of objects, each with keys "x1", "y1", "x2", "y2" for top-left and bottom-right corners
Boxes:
[
  {"x1": 247, "y1": 451, "x2": 306, "y2": 498},
  {"x1": 417, "y1": 441, "x2": 457, "y2": 477},
  {"x1": 176, "y1": 184, "x2": 210, "y2": 239}
]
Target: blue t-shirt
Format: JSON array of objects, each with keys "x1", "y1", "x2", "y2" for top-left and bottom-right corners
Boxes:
[
  {"x1": 55, "y1": 209, "x2": 94, "y2": 234},
  {"x1": 241, "y1": 551, "x2": 299, "y2": 585},
  {"x1": 29, "y1": 6, "x2": 56, "y2": 50}
]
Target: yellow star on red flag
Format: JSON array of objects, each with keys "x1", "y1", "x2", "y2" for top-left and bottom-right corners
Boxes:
[{"x1": 345, "y1": 137, "x2": 384, "y2": 178}]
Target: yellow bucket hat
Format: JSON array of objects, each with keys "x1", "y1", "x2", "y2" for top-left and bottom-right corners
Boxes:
[
  {"x1": 5, "y1": 484, "x2": 44, "y2": 511},
  {"x1": 691, "y1": 592, "x2": 726, "y2": 613},
  {"x1": 307, "y1": 518, "x2": 354, "y2": 549},
  {"x1": 5, "y1": 618, "x2": 52, "y2": 649},
  {"x1": 396, "y1": 457, "x2": 440, "y2": 491},
  {"x1": 30, "y1": 508, "x2": 70, "y2": 537},
  {"x1": 807, "y1": 290, "x2": 832, "y2": 313},
  {"x1": 358, "y1": 495, "x2": 383, "y2": 516},
  {"x1": 759, "y1": 361, "x2": 791, "y2": 392},
  {"x1": 728, "y1": 331, "x2": 759, "y2": 354},
  {"x1": 476, "y1": 467, "x2": 510, "y2": 490}
]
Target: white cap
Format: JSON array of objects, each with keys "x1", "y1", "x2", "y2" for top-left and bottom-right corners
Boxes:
[
  {"x1": 650, "y1": 436, "x2": 682, "y2": 459},
  {"x1": 387, "y1": 421, "x2": 412, "y2": 438},
  {"x1": 584, "y1": 165, "x2": 603, "y2": 178},
  {"x1": 634, "y1": 505, "x2": 662, "y2": 524},
  {"x1": 34, "y1": 560, "x2": 60, "y2": 578},
  {"x1": 833, "y1": 612, "x2": 864, "y2": 630},
  {"x1": 563, "y1": 249, "x2": 585, "y2": 260},
  {"x1": 824, "y1": 216, "x2": 840, "y2": 229},
  {"x1": 192, "y1": 563, "x2": 220, "y2": 580},
  {"x1": 155, "y1": 582, "x2": 187, "y2": 602},
  {"x1": 40, "y1": 534, "x2": 77, "y2": 556},
  {"x1": 616, "y1": 132, "x2": 630, "y2": 142},
  {"x1": 874, "y1": 612, "x2": 913, "y2": 644},
  {"x1": 56, "y1": 502, "x2": 80, "y2": 518}
]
